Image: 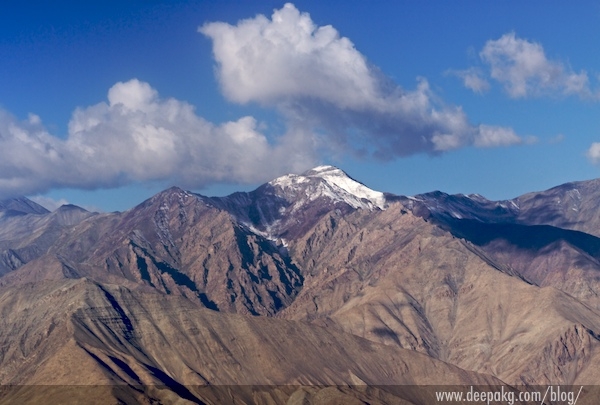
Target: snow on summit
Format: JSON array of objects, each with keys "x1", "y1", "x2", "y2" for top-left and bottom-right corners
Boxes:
[{"x1": 270, "y1": 165, "x2": 386, "y2": 210}]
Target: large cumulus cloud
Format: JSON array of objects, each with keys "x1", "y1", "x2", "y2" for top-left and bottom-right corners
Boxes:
[
  {"x1": 0, "y1": 79, "x2": 316, "y2": 199},
  {"x1": 200, "y1": 3, "x2": 524, "y2": 159}
]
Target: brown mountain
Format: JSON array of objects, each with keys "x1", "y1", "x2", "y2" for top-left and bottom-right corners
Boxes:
[{"x1": 2, "y1": 166, "x2": 600, "y2": 403}]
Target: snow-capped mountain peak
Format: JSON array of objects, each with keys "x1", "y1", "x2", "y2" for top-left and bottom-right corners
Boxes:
[{"x1": 269, "y1": 165, "x2": 386, "y2": 210}]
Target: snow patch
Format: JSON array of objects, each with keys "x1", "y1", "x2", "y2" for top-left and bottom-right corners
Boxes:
[
  {"x1": 241, "y1": 221, "x2": 288, "y2": 249},
  {"x1": 269, "y1": 166, "x2": 386, "y2": 210},
  {"x1": 566, "y1": 188, "x2": 581, "y2": 212},
  {"x1": 450, "y1": 210, "x2": 462, "y2": 219},
  {"x1": 466, "y1": 193, "x2": 488, "y2": 202},
  {"x1": 269, "y1": 174, "x2": 310, "y2": 189},
  {"x1": 308, "y1": 166, "x2": 386, "y2": 209}
]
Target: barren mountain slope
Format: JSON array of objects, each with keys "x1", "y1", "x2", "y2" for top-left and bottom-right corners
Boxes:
[
  {"x1": 439, "y1": 219, "x2": 600, "y2": 312},
  {"x1": 515, "y1": 178, "x2": 600, "y2": 236},
  {"x1": 277, "y1": 202, "x2": 600, "y2": 385},
  {"x1": 405, "y1": 188, "x2": 600, "y2": 311},
  {"x1": 0, "y1": 278, "x2": 506, "y2": 405}
]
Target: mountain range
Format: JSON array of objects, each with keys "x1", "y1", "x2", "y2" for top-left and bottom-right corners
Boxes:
[{"x1": 1, "y1": 165, "x2": 600, "y2": 404}]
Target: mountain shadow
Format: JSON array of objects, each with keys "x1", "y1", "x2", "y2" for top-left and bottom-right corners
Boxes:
[{"x1": 444, "y1": 218, "x2": 600, "y2": 259}]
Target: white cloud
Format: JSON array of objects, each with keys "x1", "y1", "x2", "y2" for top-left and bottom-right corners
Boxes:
[
  {"x1": 586, "y1": 142, "x2": 600, "y2": 165},
  {"x1": 200, "y1": 4, "x2": 378, "y2": 110},
  {"x1": 474, "y1": 125, "x2": 523, "y2": 148},
  {"x1": 479, "y1": 32, "x2": 592, "y2": 98},
  {"x1": 0, "y1": 79, "x2": 317, "y2": 199},
  {"x1": 201, "y1": 3, "x2": 524, "y2": 159},
  {"x1": 447, "y1": 68, "x2": 490, "y2": 94}
]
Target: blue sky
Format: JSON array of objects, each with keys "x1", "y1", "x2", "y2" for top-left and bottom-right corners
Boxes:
[{"x1": 1, "y1": 1, "x2": 600, "y2": 211}]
